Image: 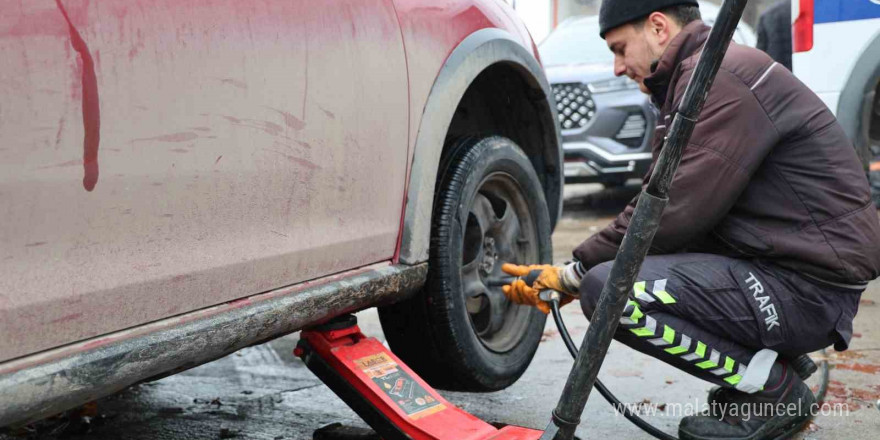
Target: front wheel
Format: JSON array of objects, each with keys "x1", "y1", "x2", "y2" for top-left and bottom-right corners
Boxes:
[{"x1": 378, "y1": 136, "x2": 552, "y2": 391}]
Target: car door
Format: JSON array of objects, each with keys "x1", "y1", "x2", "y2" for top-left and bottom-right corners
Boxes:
[{"x1": 0, "y1": 0, "x2": 409, "y2": 362}]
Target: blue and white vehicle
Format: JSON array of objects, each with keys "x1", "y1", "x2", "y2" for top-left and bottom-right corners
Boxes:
[{"x1": 792, "y1": 0, "x2": 880, "y2": 178}]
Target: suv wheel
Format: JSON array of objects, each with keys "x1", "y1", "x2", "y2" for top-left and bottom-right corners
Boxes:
[{"x1": 378, "y1": 136, "x2": 552, "y2": 391}]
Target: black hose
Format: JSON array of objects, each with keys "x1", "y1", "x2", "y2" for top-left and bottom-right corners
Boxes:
[
  {"x1": 814, "y1": 349, "x2": 830, "y2": 405},
  {"x1": 547, "y1": 299, "x2": 830, "y2": 440}
]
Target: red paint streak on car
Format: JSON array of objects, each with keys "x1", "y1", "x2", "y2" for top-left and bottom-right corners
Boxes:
[
  {"x1": 56, "y1": 0, "x2": 100, "y2": 192},
  {"x1": 49, "y1": 313, "x2": 84, "y2": 324}
]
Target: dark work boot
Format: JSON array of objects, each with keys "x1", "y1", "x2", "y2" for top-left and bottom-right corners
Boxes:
[
  {"x1": 703, "y1": 386, "x2": 736, "y2": 418},
  {"x1": 679, "y1": 364, "x2": 817, "y2": 440}
]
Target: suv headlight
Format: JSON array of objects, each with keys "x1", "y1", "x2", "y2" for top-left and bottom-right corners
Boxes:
[{"x1": 587, "y1": 77, "x2": 640, "y2": 94}]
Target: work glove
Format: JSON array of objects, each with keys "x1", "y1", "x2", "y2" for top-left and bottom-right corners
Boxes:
[{"x1": 500, "y1": 263, "x2": 580, "y2": 314}]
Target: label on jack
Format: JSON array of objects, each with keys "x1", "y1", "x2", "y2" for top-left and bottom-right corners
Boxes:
[{"x1": 354, "y1": 352, "x2": 446, "y2": 419}]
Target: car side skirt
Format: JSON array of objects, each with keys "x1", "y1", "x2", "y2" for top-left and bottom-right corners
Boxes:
[{"x1": 0, "y1": 262, "x2": 427, "y2": 428}]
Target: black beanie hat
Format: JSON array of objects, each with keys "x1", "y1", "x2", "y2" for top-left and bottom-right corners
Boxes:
[{"x1": 599, "y1": 0, "x2": 700, "y2": 39}]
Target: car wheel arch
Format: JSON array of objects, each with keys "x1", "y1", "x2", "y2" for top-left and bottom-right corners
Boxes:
[{"x1": 398, "y1": 28, "x2": 562, "y2": 265}]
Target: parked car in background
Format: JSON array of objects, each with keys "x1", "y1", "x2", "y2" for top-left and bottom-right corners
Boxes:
[
  {"x1": 0, "y1": 0, "x2": 562, "y2": 427},
  {"x1": 791, "y1": 0, "x2": 880, "y2": 203},
  {"x1": 539, "y1": 1, "x2": 756, "y2": 186}
]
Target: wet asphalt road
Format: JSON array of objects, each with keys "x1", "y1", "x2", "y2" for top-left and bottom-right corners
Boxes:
[{"x1": 3, "y1": 184, "x2": 879, "y2": 440}]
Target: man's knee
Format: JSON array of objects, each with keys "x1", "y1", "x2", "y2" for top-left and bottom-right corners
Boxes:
[{"x1": 578, "y1": 261, "x2": 613, "y2": 317}]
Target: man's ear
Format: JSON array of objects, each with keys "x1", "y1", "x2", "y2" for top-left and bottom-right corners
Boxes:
[{"x1": 646, "y1": 12, "x2": 673, "y2": 46}]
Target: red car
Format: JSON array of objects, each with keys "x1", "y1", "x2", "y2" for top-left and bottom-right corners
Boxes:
[{"x1": 0, "y1": 0, "x2": 561, "y2": 426}]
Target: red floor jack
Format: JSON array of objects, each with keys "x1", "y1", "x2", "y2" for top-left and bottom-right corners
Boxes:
[
  {"x1": 293, "y1": 1, "x2": 825, "y2": 439},
  {"x1": 295, "y1": 314, "x2": 543, "y2": 440}
]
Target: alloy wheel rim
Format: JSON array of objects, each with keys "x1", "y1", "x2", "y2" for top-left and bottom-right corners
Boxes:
[{"x1": 460, "y1": 172, "x2": 539, "y2": 353}]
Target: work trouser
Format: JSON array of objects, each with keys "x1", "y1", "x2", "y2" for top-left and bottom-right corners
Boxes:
[{"x1": 578, "y1": 253, "x2": 861, "y2": 392}]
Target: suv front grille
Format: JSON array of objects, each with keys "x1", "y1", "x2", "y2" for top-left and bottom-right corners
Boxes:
[
  {"x1": 552, "y1": 83, "x2": 596, "y2": 130},
  {"x1": 614, "y1": 112, "x2": 647, "y2": 148}
]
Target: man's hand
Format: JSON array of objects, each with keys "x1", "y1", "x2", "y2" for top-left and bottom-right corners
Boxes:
[
  {"x1": 500, "y1": 264, "x2": 577, "y2": 314},
  {"x1": 501, "y1": 264, "x2": 578, "y2": 296}
]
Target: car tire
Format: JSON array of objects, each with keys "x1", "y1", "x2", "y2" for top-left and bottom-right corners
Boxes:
[{"x1": 378, "y1": 136, "x2": 552, "y2": 391}]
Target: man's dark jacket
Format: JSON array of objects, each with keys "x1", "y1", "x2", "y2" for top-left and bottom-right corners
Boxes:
[
  {"x1": 756, "y1": 0, "x2": 792, "y2": 70},
  {"x1": 573, "y1": 21, "x2": 880, "y2": 285}
]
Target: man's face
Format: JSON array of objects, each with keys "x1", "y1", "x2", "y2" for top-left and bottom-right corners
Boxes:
[{"x1": 605, "y1": 14, "x2": 676, "y2": 94}]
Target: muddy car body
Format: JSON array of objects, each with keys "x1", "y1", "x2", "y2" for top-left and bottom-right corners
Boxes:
[{"x1": 0, "y1": 0, "x2": 561, "y2": 426}]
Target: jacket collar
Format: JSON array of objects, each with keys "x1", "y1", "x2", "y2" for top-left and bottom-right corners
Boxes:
[{"x1": 644, "y1": 21, "x2": 711, "y2": 107}]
